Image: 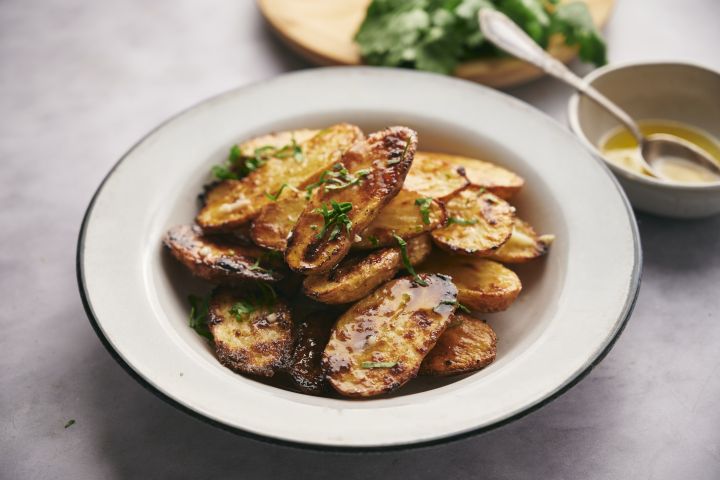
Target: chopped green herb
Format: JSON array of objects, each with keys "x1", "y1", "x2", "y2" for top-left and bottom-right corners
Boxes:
[
  {"x1": 369, "y1": 235, "x2": 380, "y2": 247},
  {"x1": 393, "y1": 234, "x2": 428, "y2": 286},
  {"x1": 229, "y1": 282, "x2": 278, "y2": 323},
  {"x1": 361, "y1": 361, "x2": 398, "y2": 369},
  {"x1": 188, "y1": 294, "x2": 213, "y2": 340},
  {"x1": 264, "y1": 183, "x2": 299, "y2": 201},
  {"x1": 305, "y1": 163, "x2": 371, "y2": 198},
  {"x1": 274, "y1": 137, "x2": 304, "y2": 162},
  {"x1": 414, "y1": 197, "x2": 433, "y2": 224},
  {"x1": 230, "y1": 300, "x2": 255, "y2": 321},
  {"x1": 437, "y1": 300, "x2": 471, "y2": 314},
  {"x1": 248, "y1": 256, "x2": 273, "y2": 274},
  {"x1": 315, "y1": 201, "x2": 353, "y2": 241},
  {"x1": 447, "y1": 217, "x2": 478, "y2": 226},
  {"x1": 64, "y1": 419, "x2": 76, "y2": 429},
  {"x1": 211, "y1": 140, "x2": 305, "y2": 181}
]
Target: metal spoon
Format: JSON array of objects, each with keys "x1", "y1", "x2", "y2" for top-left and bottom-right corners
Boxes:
[{"x1": 478, "y1": 9, "x2": 720, "y2": 180}]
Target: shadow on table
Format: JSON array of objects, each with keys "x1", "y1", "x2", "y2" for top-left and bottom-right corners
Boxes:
[
  {"x1": 80, "y1": 331, "x2": 631, "y2": 479},
  {"x1": 636, "y1": 213, "x2": 720, "y2": 274}
]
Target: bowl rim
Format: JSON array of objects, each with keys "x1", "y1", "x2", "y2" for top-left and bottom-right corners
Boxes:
[
  {"x1": 567, "y1": 60, "x2": 720, "y2": 191},
  {"x1": 76, "y1": 66, "x2": 643, "y2": 451}
]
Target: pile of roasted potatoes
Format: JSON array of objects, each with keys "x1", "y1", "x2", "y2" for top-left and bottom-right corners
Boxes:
[{"x1": 164, "y1": 123, "x2": 553, "y2": 398}]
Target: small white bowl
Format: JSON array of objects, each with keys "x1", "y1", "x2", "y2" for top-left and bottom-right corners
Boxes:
[{"x1": 568, "y1": 61, "x2": 720, "y2": 218}]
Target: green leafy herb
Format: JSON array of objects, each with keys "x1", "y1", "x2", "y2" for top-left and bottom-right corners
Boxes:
[
  {"x1": 304, "y1": 163, "x2": 371, "y2": 199},
  {"x1": 211, "y1": 139, "x2": 305, "y2": 181},
  {"x1": 264, "y1": 183, "x2": 299, "y2": 201},
  {"x1": 361, "y1": 361, "x2": 398, "y2": 369},
  {"x1": 549, "y1": 2, "x2": 606, "y2": 66},
  {"x1": 188, "y1": 295, "x2": 213, "y2": 340},
  {"x1": 230, "y1": 301, "x2": 255, "y2": 321},
  {"x1": 369, "y1": 235, "x2": 380, "y2": 247},
  {"x1": 315, "y1": 201, "x2": 353, "y2": 241},
  {"x1": 414, "y1": 197, "x2": 433, "y2": 224},
  {"x1": 64, "y1": 419, "x2": 76, "y2": 429},
  {"x1": 447, "y1": 216, "x2": 478, "y2": 226},
  {"x1": 394, "y1": 234, "x2": 428, "y2": 286},
  {"x1": 436, "y1": 300, "x2": 471, "y2": 314},
  {"x1": 355, "y1": 0, "x2": 606, "y2": 75},
  {"x1": 274, "y1": 137, "x2": 304, "y2": 162},
  {"x1": 456, "y1": 301, "x2": 471, "y2": 313},
  {"x1": 229, "y1": 282, "x2": 278, "y2": 322}
]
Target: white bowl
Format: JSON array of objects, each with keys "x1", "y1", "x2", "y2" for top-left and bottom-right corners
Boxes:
[
  {"x1": 77, "y1": 67, "x2": 641, "y2": 450},
  {"x1": 568, "y1": 61, "x2": 720, "y2": 218}
]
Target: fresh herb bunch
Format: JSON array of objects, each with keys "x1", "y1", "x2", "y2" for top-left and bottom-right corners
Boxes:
[
  {"x1": 355, "y1": 0, "x2": 606, "y2": 75},
  {"x1": 212, "y1": 138, "x2": 304, "y2": 181},
  {"x1": 315, "y1": 201, "x2": 354, "y2": 241}
]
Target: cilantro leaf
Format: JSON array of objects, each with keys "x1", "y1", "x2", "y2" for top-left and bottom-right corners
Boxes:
[
  {"x1": 188, "y1": 294, "x2": 213, "y2": 340},
  {"x1": 550, "y1": 2, "x2": 607, "y2": 66},
  {"x1": 354, "y1": 0, "x2": 606, "y2": 75}
]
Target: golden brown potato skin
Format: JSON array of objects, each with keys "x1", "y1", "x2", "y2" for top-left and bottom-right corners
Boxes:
[
  {"x1": 403, "y1": 151, "x2": 469, "y2": 199},
  {"x1": 251, "y1": 188, "x2": 307, "y2": 251},
  {"x1": 431, "y1": 186, "x2": 515, "y2": 256},
  {"x1": 208, "y1": 288, "x2": 293, "y2": 377},
  {"x1": 287, "y1": 312, "x2": 335, "y2": 395},
  {"x1": 197, "y1": 124, "x2": 363, "y2": 232},
  {"x1": 420, "y1": 313, "x2": 497, "y2": 376},
  {"x1": 164, "y1": 224, "x2": 283, "y2": 283},
  {"x1": 303, "y1": 235, "x2": 432, "y2": 304},
  {"x1": 322, "y1": 274, "x2": 457, "y2": 397},
  {"x1": 353, "y1": 189, "x2": 445, "y2": 249},
  {"x1": 489, "y1": 218, "x2": 555, "y2": 264},
  {"x1": 418, "y1": 250, "x2": 521, "y2": 312},
  {"x1": 408, "y1": 152, "x2": 524, "y2": 200},
  {"x1": 285, "y1": 126, "x2": 418, "y2": 274}
]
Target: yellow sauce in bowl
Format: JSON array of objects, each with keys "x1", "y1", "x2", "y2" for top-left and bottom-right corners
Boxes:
[{"x1": 600, "y1": 121, "x2": 720, "y2": 184}]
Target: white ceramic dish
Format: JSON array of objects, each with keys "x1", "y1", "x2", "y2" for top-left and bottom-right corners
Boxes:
[
  {"x1": 568, "y1": 61, "x2": 720, "y2": 218},
  {"x1": 77, "y1": 67, "x2": 641, "y2": 450}
]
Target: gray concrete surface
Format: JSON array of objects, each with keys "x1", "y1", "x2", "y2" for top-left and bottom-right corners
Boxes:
[{"x1": 1, "y1": 0, "x2": 719, "y2": 478}]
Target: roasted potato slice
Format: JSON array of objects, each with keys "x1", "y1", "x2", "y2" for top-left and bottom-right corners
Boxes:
[
  {"x1": 489, "y1": 218, "x2": 555, "y2": 264},
  {"x1": 418, "y1": 250, "x2": 521, "y2": 312},
  {"x1": 431, "y1": 186, "x2": 515, "y2": 256},
  {"x1": 420, "y1": 313, "x2": 497, "y2": 376},
  {"x1": 197, "y1": 124, "x2": 363, "y2": 232},
  {"x1": 285, "y1": 126, "x2": 418, "y2": 274},
  {"x1": 208, "y1": 288, "x2": 293, "y2": 377},
  {"x1": 353, "y1": 189, "x2": 445, "y2": 249},
  {"x1": 406, "y1": 152, "x2": 524, "y2": 200},
  {"x1": 303, "y1": 235, "x2": 432, "y2": 304},
  {"x1": 403, "y1": 151, "x2": 469, "y2": 199},
  {"x1": 251, "y1": 188, "x2": 307, "y2": 251},
  {"x1": 287, "y1": 312, "x2": 335, "y2": 395},
  {"x1": 164, "y1": 224, "x2": 283, "y2": 283},
  {"x1": 322, "y1": 274, "x2": 457, "y2": 397}
]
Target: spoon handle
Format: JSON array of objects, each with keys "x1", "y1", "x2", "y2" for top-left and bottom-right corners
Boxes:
[{"x1": 478, "y1": 9, "x2": 644, "y2": 144}]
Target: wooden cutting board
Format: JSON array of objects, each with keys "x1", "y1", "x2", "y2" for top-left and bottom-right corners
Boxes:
[{"x1": 257, "y1": 0, "x2": 615, "y2": 88}]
